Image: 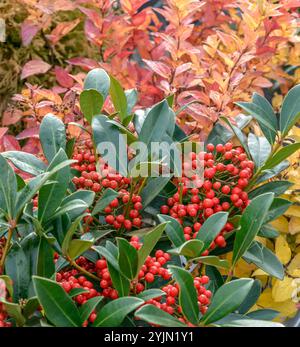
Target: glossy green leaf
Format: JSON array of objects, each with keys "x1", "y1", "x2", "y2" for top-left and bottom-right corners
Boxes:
[
  {"x1": 141, "y1": 177, "x2": 170, "y2": 208},
  {"x1": 252, "y1": 93, "x2": 277, "y2": 144},
  {"x1": 110, "y1": 75, "x2": 128, "y2": 123},
  {"x1": 256, "y1": 160, "x2": 289, "y2": 183},
  {"x1": 38, "y1": 149, "x2": 71, "y2": 224},
  {"x1": 36, "y1": 237, "x2": 55, "y2": 278},
  {"x1": 117, "y1": 238, "x2": 138, "y2": 280},
  {"x1": 249, "y1": 180, "x2": 293, "y2": 199},
  {"x1": 201, "y1": 279, "x2": 254, "y2": 325},
  {"x1": 265, "y1": 198, "x2": 293, "y2": 223},
  {"x1": 68, "y1": 288, "x2": 90, "y2": 298},
  {"x1": 40, "y1": 114, "x2": 66, "y2": 162},
  {"x1": 83, "y1": 68, "x2": 110, "y2": 99},
  {"x1": 0, "y1": 154, "x2": 17, "y2": 218},
  {"x1": 125, "y1": 89, "x2": 138, "y2": 114},
  {"x1": 247, "y1": 133, "x2": 271, "y2": 169},
  {"x1": 243, "y1": 241, "x2": 284, "y2": 280},
  {"x1": 220, "y1": 319, "x2": 283, "y2": 327},
  {"x1": 92, "y1": 188, "x2": 119, "y2": 215},
  {"x1": 68, "y1": 239, "x2": 93, "y2": 260},
  {"x1": 106, "y1": 119, "x2": 137, "y2": 144},
  {"x1": 0, "y1": 299, "x2": 25, "y2": 326},
  {"x1": 237, "y1": 279, "x2": 261, "y2": 314},
  {"x1": 262, "y1": 143, "x2": 300, "y2": 170},
  {"x1": 137, "y1": 289, "x2": 166, "y2": 301},
  {"x1": 92, "y1": 114, "x2": 128, "y2": 177},
  {"x1": 192, "y1": 256, "x2": 230, "y2": 270},
  {"x1": 79, "y1": 296, "x2": 104, "y2": 322},
  {"x1": 232, "y1": 193, "x2": 274, "y2": 266},
  {"x1": 33, "y1": 276, "x2": 82, "y2": 327},
  {"x1": 168, "y1": 239, "x2": 204, "y2": 258},
  {"x1": 258, "y1": 224, "x2": 279, "y2": 239},
  {"x1": 137, "y1": 223, "x2": 167, "y2": 272},
  {"x1": 49, "y1": 199, "x2": 88, "y2": 223},
  {"x1": 196, "y1": 212, "x2": 228, "y2": 251},
  {"x1": 92, "y1": 297, "x2": 144, "y2": 327},
  {"x1": 135, "y1": 304, "x2": 186, "y2": 327},
  {"x1": 5, "y1": 243, "x2": 30, "y2": 301},
  {"x1": 280, "y1": 84, "x2": 300, "y2": 137},
  {"x1": 169, "y1": 265, "x2": 199, "y2": 325},
  {"x1": 157, "y1": 214, "x2": 185, "y2": 247},
  {"x1": 80, "y1": 89, "x2": 104, "y2": 124},
  {"x1": 3, "y1": 151, "x2": 47, "y2": 176},
  {"x1": 246, "y1": 309, "x2": 279, "y2": 321}
]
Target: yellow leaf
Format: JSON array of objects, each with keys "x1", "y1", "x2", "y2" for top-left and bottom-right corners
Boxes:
[
  {"x1": 285, "y1": 206, "x2": 300, "y2": 218},
  {"x1": 272, "y1": 277, "x2": 294, "y2": 302},
  {"x1": 270, "y1": 216, "x2": 289, "y2": 233},
  {"x1": 252, "y1": 269, "x2": 268, "y2": 276},
  {"x1": 296, "y1": 234, "x2": 300, "y2": 245},
  {"x1": 275, "y1": 235, "x2": 292, "y2": 265},
  {"x1": 289, "y1": 217, "x2": 300, "y2": 235},
  {"x1": 287, "y1": 253, "x2": 300, "y2": 277}
]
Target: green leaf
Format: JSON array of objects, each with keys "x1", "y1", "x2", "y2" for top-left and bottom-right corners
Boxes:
[
  {"x1": 201, "y1": 279, "x2": 254, "y2": 325},
  {"x1": 106, "y1": 119, "x2": 137, "y2": 144},
  {"x1": 265, "y1": 197, "x2": 293, "y2": 223},
  {"x1": 92, "y1": 188, "x2": 118, "y2": 215},
  {"x1": 135, "y1": 304, "x2": 186, "y2": 327},
  {"x1": 191, "y1": 256, "x2": 230, "y2": 270},
  {"x1": 0, "y1": 154, "x2": 17, "y2": 218},
  {"x1": 169, "y1": 266, "x2": 199, "y2": 325},
  {"x1": 252, "y1": 93, "x2": 277, "y2": 144},
  {"x1": 79, "y1": 296, "x2": 104, "y2": 322},
  {"x1": 68, "y1": 288, "x2": 90, "y2": 298},
  {"x1": 0, "y1": 275, "x2": 13, "y2": 297},
  {"x1": 61, "y1": 215, "x2": 85, "y2": 255},
  {"x1": 138, "y1": 100, "x2": 171, "y2": 161},
  {"x1": 236, "y1": 101, "x2": 277, "y2": 134},
  {"x1": 83, "y1": 68, "x2": 110, "y2": 99},
  {"x1": 141, "y1": 177, "x2": 170, "y2": 208},
  {"x1": 137, "y1": 223, "x2": 167, "y2": 272},
  {"x1": 92, "y1": 297, "x2": 144, "y2": 327},
  {"x1": 48, "y1": 199, "x2": 88, "y2": 223},
  {"x1": 23, "y1": 296, "x2": 39, "y2": 319},
  {"x1": 196, "y1": 212, "x2": 228, "y2": 251},
  {"x1": 125, "y1": 89, "x2": 138, "y2": 114},
  {"x1": 3, "y1": 151, "x2": 47, "y2": 176},
  {"x1": 80, "y1": 89, "x2": 104, "y2": 124},
  {"x1": 5, "y1": 243, "x2": 30, "y2": 301},
  {"x1": 237, "y1": 279, "x2": 261, "y2": 314},
  {"x1": 92, "y1": 114, "x2": 127, "y2": 177},
  {"x1": 220, "y1": 319, "x2": 283, "y2": 327},
  {"x1": 256, "y1": 160, "x2": 289, "y2": 183},
  {"x1": 249, "y1": 180, "x2": 293, "y2": 199},
  {"x1": 232, "y1": 193, "x2": 274, "y2": 266},
  {"x1": 33, "y1": 276, "x2": 82, "y2": 327},
  {"x1": 110, "y1": 75, "x2": 128, "y2": 123},
  {"x1": 280, "y1": 84, "x2": 300, "y2": 137},
  {"x1": 40, "y1": 114, "x2": 66, "y2": 162},
  {"x1": 157, "y1": 214, "x2": 185, "y2": 247},
  {"x1": 243, "y1": 241, "x2": 284, "y2": 280},
  {"x1": 37, "y1": 237, "x2": 55, "y2": 278},
  {"x1": 63, "y1": 190, "x2": 95, "y2": 209},
  {"x1": 247, "y1": 133, "x2": 271, "y2": 169},
  {"x1": 246, "y1": 309, "x2": 279, "y2": 321},
  {"x1": 38, "y1": 149, "x2": 71, "y2": 224},
  {"x1": 206, "y1": 123, "x2": 233, "y2": 146},
  {"x1": 168, "y1": 239, "x2": 204, "y2": 258},
  {"x1": 220, "y1": 117, "x2": 250, "y2": 157},
  {"x1": 117, "y1": 238, "x2": 138, "y2": 280},
  {"x1": 262, "y1": 143, "x2": 300, "y2": 170},
  {"x1": 81, "y1": 229, "x2": 114, "y2": 242},
  {"x1": 137, "y1": 289, "x2": 166, "y2": 301},
  {"x1": 68, "y1": 239, "x2": 93, "y2": 260},
  {"x1": 258, "y1": 224, "x2": 279, "y2": 238}
]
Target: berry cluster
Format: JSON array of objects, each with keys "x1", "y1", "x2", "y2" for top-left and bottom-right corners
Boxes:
[
  {"x1": 130, "y1": 237, "x2": 172, "y2": 293},
  {"x1": 160, "y1": 143, "x2": 253, "y2": 252},
  {"x1": 72, "y1": 143, "x2": 143, "y2": 231},
  {"x1": 138, "y1": 274, "x2": 211, "y2": 325}
]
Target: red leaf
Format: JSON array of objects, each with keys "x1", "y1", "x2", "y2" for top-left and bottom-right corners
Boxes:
[
  {"x1": 46, "y1": 19, "x2": 80, "y2": 46},
  {"x1": 2, "y1": 108, "x2": 22, "y2": 126},
  {"x1": 54, "y1": 66, "x2": 74, "y2": 88},
  {"x1": 66, "y1": 57, "x2": 100, "y2": 71},
  {"x1": 0, "y1": 279, "x2": 6, "y2": 300},
  {"x1": 21, "y1": 59, "x2": 51, "y2": 80},
  {"x1": 0, "y1": 135, "x2": 21, "y2": 151},
  {"x1": 143, "y1": 59, "x2": 172, "y2": 79},
  {"x1": 0, "y1": 127, "x2": 8, "y2": 140},
  {"x1": 16, "y1": 126, "x2": 40, "y2": 140},
  {"x1": 21, "y1": 21, "x2": 39, "y2": 46}
]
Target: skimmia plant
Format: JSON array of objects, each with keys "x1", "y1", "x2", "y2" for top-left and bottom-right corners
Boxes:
[{"x1": 0, "y1": 68, "x2": 299, "y2": 327}]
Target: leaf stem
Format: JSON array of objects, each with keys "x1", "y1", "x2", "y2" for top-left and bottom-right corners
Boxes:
[
  {"x1": 0, "y1": 226, "x2": 14, "y2": 271},
  {"x1": 67, "y1": 257, "x2": 99, "y2": 281}
]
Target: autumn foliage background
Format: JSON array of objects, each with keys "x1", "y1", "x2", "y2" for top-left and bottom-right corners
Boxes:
[{"x1": 0, "y1": 0, "x2": 300, "y2": 322}]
